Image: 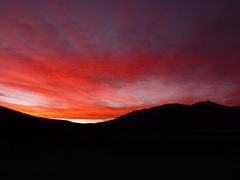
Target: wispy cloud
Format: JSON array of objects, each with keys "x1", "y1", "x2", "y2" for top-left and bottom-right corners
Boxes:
[{"x1": 0, "y1": 0, "x2": 240, "y2": 122}]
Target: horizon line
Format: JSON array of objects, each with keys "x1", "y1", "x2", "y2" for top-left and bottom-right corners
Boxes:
[{"x1": 49, "y1": 118, "x2": 113, "y2": 124}]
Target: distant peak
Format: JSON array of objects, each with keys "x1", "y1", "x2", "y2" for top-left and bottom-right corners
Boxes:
[{"x1": 193, "y1": 101, "x2": 220, "y2": 106}]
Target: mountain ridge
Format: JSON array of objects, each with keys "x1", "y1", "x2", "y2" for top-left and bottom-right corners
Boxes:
[
  {"x1": 1, "y1": 101, "x2": 240, "y2": 134},
  {"x1": 103, "y1": 101, "x2": 240, "y2": 132}
]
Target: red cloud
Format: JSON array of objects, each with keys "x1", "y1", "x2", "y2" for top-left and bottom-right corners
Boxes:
[{"x1": 0, "y1": 0, "x2": 240, "y2": 122}]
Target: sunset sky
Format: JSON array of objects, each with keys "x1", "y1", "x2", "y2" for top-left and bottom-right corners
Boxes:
[{"x1": 0, "y1": 0, "x2": 240, "y2": 123}]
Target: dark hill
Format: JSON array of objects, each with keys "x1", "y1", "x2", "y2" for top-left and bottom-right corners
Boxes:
[
  {"x1": 1, "y1": 101, "x2": 240, "y2": 137},
  {"x1": 0, "y1": 106, "x2": 90, "y2": 142},
  {"x1": 1, "y1": 102, "x2": 240, "y2": 180},
  {"x1": 103, "y1": 101, "x2": 240, "y2": 132},
  {"x1": 1, "y1": 101, "x2": 240, "y2": 144}
]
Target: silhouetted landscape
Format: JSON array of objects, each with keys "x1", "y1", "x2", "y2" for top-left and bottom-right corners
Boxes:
[
  {"x1": 1, "y1": 0, "x2": 239, "y2": 179},
  {"x1": 1, "y1": 101, "x2": 240, "y2": 179}
]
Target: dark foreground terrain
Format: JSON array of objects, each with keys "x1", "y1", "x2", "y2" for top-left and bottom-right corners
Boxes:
[{"x1": 1, "y1": 101, "x2": 240, "y2": 179}]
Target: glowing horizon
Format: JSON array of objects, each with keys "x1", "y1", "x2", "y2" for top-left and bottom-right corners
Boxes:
[{"x1": 50, "y1": 118, "x2": 112, "y2": 124}]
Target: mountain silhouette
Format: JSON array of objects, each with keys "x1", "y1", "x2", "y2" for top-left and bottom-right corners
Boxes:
[
  {"x1": 0, "y1": 106, "x2": 88, "y2": 142},
  {"x1": 103, "y1": 101, "x2": 240, "y2": 132},
  {"x1": 1, "y1": 101, "x2": 240, "y2": 145},
  {"x1": 1, "y1": 102, "x2": 240, "y2": 180},
  {"x1": 1, "y1": 101, "x2": 240, "y2": 135}
]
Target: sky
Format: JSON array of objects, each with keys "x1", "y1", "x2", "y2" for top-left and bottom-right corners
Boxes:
[{"x1": 0, "y1": 0, "x2": 240, "y2": 123}]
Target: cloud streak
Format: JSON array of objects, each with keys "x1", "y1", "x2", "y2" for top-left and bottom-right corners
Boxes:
[{"x1": 0, "y1": 0, "x2": 240, "y2": 122}]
